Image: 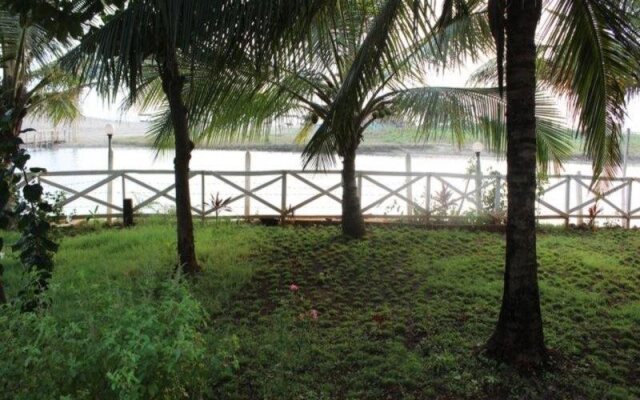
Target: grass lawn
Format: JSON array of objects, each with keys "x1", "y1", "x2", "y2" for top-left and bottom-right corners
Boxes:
[{"x1": 2, "y1": 220, "x2": 639, "y2": 399}]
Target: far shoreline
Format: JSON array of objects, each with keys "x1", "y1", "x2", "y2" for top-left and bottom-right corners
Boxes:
[{"x1": 56, "y1": 140, "x2": 640, "y2": 164}]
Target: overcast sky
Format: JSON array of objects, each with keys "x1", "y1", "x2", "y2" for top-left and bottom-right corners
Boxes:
[
  {"x1": 80, "y1": 67, "x2": 640, "y2": 132},
  {"x1": 78, "y1": 1, "x2": 640, "y2": 131}
]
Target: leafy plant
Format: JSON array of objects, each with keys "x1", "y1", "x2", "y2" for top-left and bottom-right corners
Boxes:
[
  {"x1": 384, "y1": 199, "x2": 404, "y2": 216},
  {"x1": 487, "y1": 210, "x2": 507, "y2": 225},
  {"x1": 433, "y1": 184, "x2": 458, "y2": 218},
  {"x1": 0, "y1": 278, "x2": 213, "y2": 399},
  {"x1": 210, "y1": 192, "x2": 232, "y2": 222},
  {"x1": 482, "y1": 169, "x2": 507, "y2": 213},
  {"x1": 535, "y1": 172, "x2": 550, "y2": 217},
  {"x1": 45, "y1": 190, "x2": 72, "y2": 223},
  {"x1": 284, "y1": 204, "x2": 296, "y2": 223},
  {"x1": 0, "y1": 113, "x2": 58, "y2": 310},
  {"x1": 85, "y1": 205, "x2": 100, "y2": 224},
  {"x1": 588, "y1": 197, "x2": 603, "y2": 230}
]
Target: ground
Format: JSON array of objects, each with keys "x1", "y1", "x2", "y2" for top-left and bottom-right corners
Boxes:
[{"x1": 2, "y1": 221, "x2": 639, "y2": 399}]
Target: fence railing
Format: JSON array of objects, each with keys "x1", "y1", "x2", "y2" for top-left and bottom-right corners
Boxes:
[{"x1": 28, "y1": 168, "x2": 640, "y2": 227}]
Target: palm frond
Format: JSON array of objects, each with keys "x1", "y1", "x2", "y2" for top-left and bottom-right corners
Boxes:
[
  {"x1": 27, "y1": 66, "x2": 84, "y2": 125},
  {"x1": 302, "y1": 0, "x2": 408, "y2": 170},
  {"x1": 540, "y1": 0, "x2": 640, "y2": 178},
  {"x1": 133, "y1": 0, "x2": 378, "y2": 150},
  {"x1": 392, "y1": 85, "x2": 572, "y2": 170}
]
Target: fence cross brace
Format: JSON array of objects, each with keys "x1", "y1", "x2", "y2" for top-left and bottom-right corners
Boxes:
[
  {"x1": 203, "y1": 174, "x2": 283, "y2": 216},
  {"x1": 41, "y1": 174, "x2": 123, "y2": 212},
  {"x1": 362, "y1": 175, "x2": 426, "y2": 214},
  {"x1": 211, "y1": 173, "x2": 282, "y2": 214}
]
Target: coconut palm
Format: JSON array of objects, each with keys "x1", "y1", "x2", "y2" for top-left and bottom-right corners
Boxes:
[
  {"x1": 141, "y1": 0, "x2": 571, "y2": 239},
  {"x1": 0, "y1": 10, "x2": 82, "y2": 138},
  {"x1": 62, "y1": 0, "x2": 335, "y2": 275},
  {"x1": 0, "y1": 3, "x2": 95, "y2": 305},
  {"x1": 481, "y1": 0, "x2": 640, "y2": 365},
  {"x1": 322, "y1": 0, "x2": 640, "y2": 365}
]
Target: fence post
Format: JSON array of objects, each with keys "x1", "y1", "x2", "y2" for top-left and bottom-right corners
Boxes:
[
  {"x1": 357, "y1": 172, "x2": 363, "y2": 206},
  {"x1": 245, "y1": 151, "x2": 251, "y2": 218},
  {"x1": 626, "y1": 179, "x2": 633, "y2": 229},
  {"x1": 107, "y1": 133, "x2": 114, "y2": 224},
  {"x1": 201, "y1": 172, "x2": 206, "y2": 224},
  {"x1": 622, "y1": 129, "x2": 631, "y2": 222},
  {"x1": 576, "y1": 172, "x2": 584, "y2": 225},
  {"x1": 281, "y1": 172, "x2": 287, "y2": 222},
  {"x1": 406, "y1": 154, "x2": 413, "y2": 216},
  {"x1": 475, "y1": 153, "x2": 482, "y2": 213},
  {"x1": 426, "y1": 174, "x2": 431, "y2": 222},
  {"x1": 121, "y1": 173, "x2": 126, "y2": 210},
  {"x1": 565, "y1": 177, "x2": 571, "y2": 227}
]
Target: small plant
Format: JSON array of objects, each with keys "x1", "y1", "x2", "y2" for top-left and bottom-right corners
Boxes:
[
  {"x1": 413, "y1": 207, "x2": 433, "y2": 224},
  {"x1": 535, "y1": 172, "x2": 550, "y2": 216},
  {"x1": 483, "y1": 169, "x2": 507, "y2": 213},
  {"x1": 465, "y1": 156, "x2": 477, "y2": 175},
  {"x1": 588, "y1": 197, "x2": 603, "y2": 230},
  {"x1": 85, "y1": 205, "x2": 100, "y2": 224},
  {"x1": 384, "y1": 199, "x2": 403, "y2": 216},
  {"x1": 44, "y1": 191, "x2": 74, "y2": 223},
  {"x1": 487, "y1": 210, "x2": 507, "y2": 225},
  {"x1": 210, "y1": 192, "x2": 232, "y2": 222},
  {"x1": 284, "y1": 204, "x2": 296, "y2": 223},
  {"x1": 433, "y1": 183, "x2": 458, "y2": 218}
]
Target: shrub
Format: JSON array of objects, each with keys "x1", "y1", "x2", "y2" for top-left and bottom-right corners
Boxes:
[{"x1": 0, "y1": 279, "x2": 210, "y2": 399}]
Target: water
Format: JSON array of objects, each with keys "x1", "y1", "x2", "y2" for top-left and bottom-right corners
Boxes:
[{"x1": 28, "y1": 146, "x2": 640, "y2": 176}]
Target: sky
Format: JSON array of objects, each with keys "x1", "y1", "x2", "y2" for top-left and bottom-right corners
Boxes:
[
  {"x1": 76, "y1": 0, "x2": 640, "y2": 132},
  {"x1": 80, "y1": 68, "x2": 640, "y2": 132}
]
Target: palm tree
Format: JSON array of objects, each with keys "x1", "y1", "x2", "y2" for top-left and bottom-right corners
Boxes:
[
  {"x1": 62, "y1": 0, "x2": 332, "y2": 275},
  {"x1": 0, "y1": 4, "x2": 92, "y2": 305},
  {"x1": 0, "y1": 10, "x2": 82, "y2": 138},
  {"x1": 481, "y1": 0, "x2": 548, "y2": 366},
  {"x1": 142, "y1": 0, "x2": 570, "y2": 239},
  {"x1": 300, "y1": 0, "x2": 569, "y2": 238},
  {"x1": 310, "y1": 0, "x2": 640, "y2": 364},
  {"x1": 482, "y1": 0, "x2": 640, "y2": 365},
  {"x1": 62, "y1": 0, "x2": 204, "y2": 275}
]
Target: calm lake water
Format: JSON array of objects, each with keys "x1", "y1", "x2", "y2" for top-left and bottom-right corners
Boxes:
[{"x1": 28, "y1": 146, "x2": 640, "y2": 177}]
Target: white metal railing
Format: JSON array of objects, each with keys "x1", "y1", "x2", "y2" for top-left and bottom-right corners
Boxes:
[{"x1": 26, "y1": 167, "x2": 640, "y2": 227}]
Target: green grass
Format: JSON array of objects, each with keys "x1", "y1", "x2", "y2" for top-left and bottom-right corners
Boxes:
[{"x1": 2, "y1": 220, "x2": 640, "y2": 399}]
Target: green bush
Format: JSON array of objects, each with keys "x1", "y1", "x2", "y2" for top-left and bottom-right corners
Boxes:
[{"x1": 0, "y1": 279, "x2": 210, "y2": 400}]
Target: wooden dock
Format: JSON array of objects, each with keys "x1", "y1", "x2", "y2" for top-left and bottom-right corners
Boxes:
[{"x1": 22, "y1": 129, "x2": 75, "y2": 149}]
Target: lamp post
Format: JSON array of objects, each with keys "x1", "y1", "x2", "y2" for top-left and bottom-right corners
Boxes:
[
  {"x1": 106, "y1": 124, "x2": 114, "y2": 224},
  {"x1": 472, "y1": 142, "x2": 484, "y2": 213},
  {"x1": 622, "y1": 128, "x2": 631, "y2": 227}
]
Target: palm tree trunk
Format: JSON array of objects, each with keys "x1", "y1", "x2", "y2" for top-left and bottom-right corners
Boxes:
[
  {"x1": 11, "y1": 108, "x2": 26, "y2": 138},
  {"x1": 0, "y1": 280, "x2": 6, "y2": 304},
  {"x1": 2, "y1": 56, "x2": 26, "y2": 139},
  {"x1": 486, "y1": 2, "x2": 546, "y2": 365},
  {"x1": 341, "y1": 146, "x2": 366, "y2": 238},
  {"x1": 159, "y1": 51, "x2": 201, "y2": 276}
]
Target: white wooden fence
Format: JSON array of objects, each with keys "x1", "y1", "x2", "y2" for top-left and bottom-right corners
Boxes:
[{"x1": 29, "y1": 167, "x2": 640, "y2": 227}]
